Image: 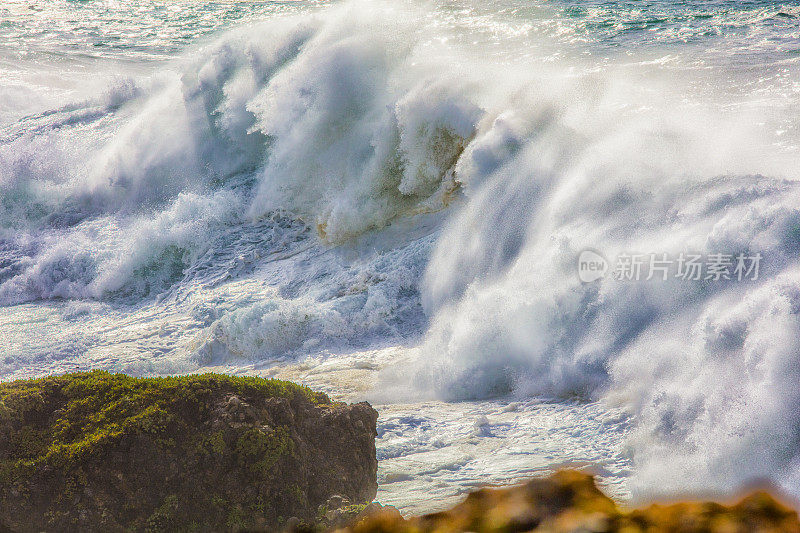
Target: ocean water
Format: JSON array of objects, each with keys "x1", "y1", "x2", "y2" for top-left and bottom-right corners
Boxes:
[{"x1": 1, "y1": 0, "x2": 800, "y2": 513}]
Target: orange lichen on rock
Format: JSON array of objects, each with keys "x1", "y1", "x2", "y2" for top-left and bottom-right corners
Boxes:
[{"x1": 335, "y1": 470, "x2": 800, "y2": 533}]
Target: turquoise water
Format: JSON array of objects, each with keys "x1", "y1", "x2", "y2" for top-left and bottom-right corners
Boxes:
[
  {"x1": 2, "y1": 1, "x2": 798, "y2": 61},
  {"x1": 0, "y1": 1, "x2": 327, "y2": 60}
]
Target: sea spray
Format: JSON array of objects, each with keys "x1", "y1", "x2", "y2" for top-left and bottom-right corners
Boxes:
[{"x1": 1, "y1": 0, "x2": 799, "y2": 510}]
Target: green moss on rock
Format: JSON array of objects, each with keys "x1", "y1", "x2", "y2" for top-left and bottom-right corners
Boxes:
[{"x1": 0, "y1": 371, "x2": 377, "y2": 532}]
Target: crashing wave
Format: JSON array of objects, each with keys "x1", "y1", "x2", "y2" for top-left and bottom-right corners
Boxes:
[{"x1": 2, "y1": 0, "x2": 800, "y2": 507}]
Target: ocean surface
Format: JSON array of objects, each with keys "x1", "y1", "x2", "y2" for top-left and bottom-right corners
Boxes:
[{"x1": 2, "y1": 0, "x2": 800, "y2": 513}]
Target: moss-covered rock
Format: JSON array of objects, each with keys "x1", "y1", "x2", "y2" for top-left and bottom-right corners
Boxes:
[{"x1": 0, "y1": 371, "x2": 378, "y2": 532}]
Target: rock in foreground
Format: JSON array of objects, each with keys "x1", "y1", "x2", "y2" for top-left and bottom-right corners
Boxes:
[
  {"x1": 0, "y1": 371, "x2": 378, "y2": 532},
  {"x1": 340, "y1": 470, "x2": 800, "y2": 533}
]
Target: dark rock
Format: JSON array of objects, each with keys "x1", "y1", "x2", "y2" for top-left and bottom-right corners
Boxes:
[
  {"x1": 326, "y1": 495, "x2": 350, "y2": 511},
  {"x1": 282, "y1": 516, "x2": 302, "y2": 532},
  {"x1": 0, "y1": 371, "x2": 378, "y2": 532}
]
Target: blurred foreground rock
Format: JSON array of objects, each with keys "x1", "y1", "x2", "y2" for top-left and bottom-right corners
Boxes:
[{"x1": 331, "y1": 470, "x2": 800, "y2": 533}]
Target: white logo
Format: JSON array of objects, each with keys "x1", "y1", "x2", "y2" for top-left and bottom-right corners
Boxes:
[{"x1": 578, "y1": 250, "x2": 608, "y2": 283}]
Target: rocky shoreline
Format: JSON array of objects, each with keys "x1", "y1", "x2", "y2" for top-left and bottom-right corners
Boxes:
[
  {"x1": 0, "y1": 371, "x2": 377, "y2": 532},
  {"x1": 1, "y1": 372, "x2": 799, "y2": 533},
  {"x1": 332, "y1": 470, "x2": 800, "y2": 533}
]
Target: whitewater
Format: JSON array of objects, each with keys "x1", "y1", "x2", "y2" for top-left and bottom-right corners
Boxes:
[{"x1": 1, "y1": 0, "x2": 800, "y2": 513}]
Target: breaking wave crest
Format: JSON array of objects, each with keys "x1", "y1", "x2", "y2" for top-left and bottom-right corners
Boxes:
[{"x1": 0, "y1": 1, "x2": 480, "y2": 305}]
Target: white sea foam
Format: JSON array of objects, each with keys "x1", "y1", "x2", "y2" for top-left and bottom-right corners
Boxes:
[{"x1": 1, "y1": 0, "x2": 800, "y2": 510}]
